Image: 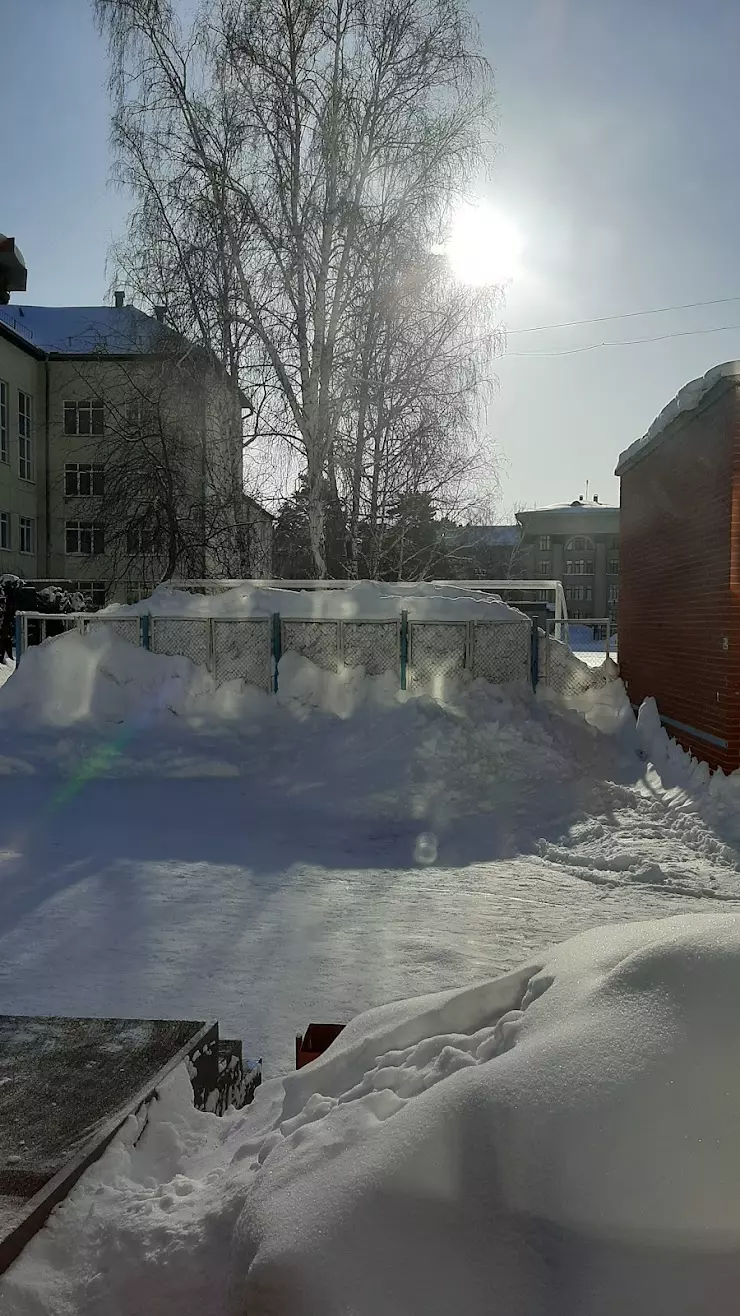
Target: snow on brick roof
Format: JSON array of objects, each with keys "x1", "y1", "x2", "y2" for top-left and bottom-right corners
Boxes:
[
  {"x1": 616, "y1": 360, "x2": 740, "y2": 476},
  {"x1": 0, "y1": 303, "x2": 162, "y2": 355}
]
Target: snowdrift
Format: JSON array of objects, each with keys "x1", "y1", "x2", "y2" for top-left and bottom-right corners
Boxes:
[
  {"x1": 104, "y1": 578, "x2": 528, "y2": 622},
  {"x1": 7, "y1": 912, "x2": 740, "y2": 1314}
]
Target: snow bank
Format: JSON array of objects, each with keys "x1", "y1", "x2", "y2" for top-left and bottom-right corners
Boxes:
[
  {"x1": 104, "y1": 579, "x2": 527, "y2": 622},
  {"x1": 8, "y1": 912, "x2": 740, "y2": 1315},
  {"x1": 0, "y1": 628, "x2": 268, "y2": 727}
]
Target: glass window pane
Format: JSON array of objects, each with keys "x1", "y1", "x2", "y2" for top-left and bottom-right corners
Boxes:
[
  {"x1": 66, "y1": 525, "x2": 77, "y2": 554},
  {"x1": 65, "y1": 466, "x2": 77, "y2": 496},
  {"x1": 93, "y1": 526, "x2": 105, "y2": 555},
  {"x1": 78, "y1": 407, "x2": 90, "y2": 436},
  {"x1": 93, "y1": 466, "x2": 104, "y2": 495},
  {"x1": 79, "y1": 466, "x2": 92, "y2": 496},
  {"x1": 80, "y1": 526, "x2": 92, "y2": 554},
  {"x1": 64, "y1": 403, "x2": 77, "y2": 434},
  {"x1": 92, "y1": 404, "x2": 104, "y2": 435}
]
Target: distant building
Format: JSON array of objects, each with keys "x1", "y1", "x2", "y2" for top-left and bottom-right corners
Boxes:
[
  {"x1": 516, "y1": 498, "x2": 620, "y2": 622},
  {"x1": 443, "y1": 523, "x2": 522, "y2": 579},
  {"x1": 616, "y1": 361, "x2": 740, "y2": 772},
  {"x1": 0, "y1": 236, "x2": 272, "y2": 604}
]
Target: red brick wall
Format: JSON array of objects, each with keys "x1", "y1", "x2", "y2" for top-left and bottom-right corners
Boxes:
[{"x1": 619, "y1": 381, "x2": 740, "y2": 772}]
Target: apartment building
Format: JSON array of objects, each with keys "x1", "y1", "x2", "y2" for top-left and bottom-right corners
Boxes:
[
  {"x1": 0, "y1": 238, "x2": 272, "y2": 604},
  {"x1": 516, "y1": 497, "x2": 620, "y2": 622}
]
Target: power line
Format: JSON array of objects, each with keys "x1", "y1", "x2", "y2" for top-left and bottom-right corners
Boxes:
[
  {"x1": 507, "y1": 294, "x2": 740, "y2": 336},
  {"x1": 506, "y1": 321, "x2": 740, "y2": 358}
]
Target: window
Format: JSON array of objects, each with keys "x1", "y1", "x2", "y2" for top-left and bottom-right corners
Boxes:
[
  {"x1": 65, "y1": 463, "x2": 104, "y2": 496},
  {"x1": 74, "y1": 580, "x2": 108, "y2": 609},
  {"x1": 538, "y1": 535, "x2": 551, "y2": 551},
  {"x1": 537, "y1": 558, "x2": 550, "y2": 576},
  {"x1": 565, "y1": 559, "x2": 592, "y2": 575},
  {"x1": 64, "y1": 399, "x2": 104, "y2": 436},
  {"x1": 566, "y1": 584, "x2": 593, "y2": 603},
  {"x1": 65, "y1": 521, "x2": 105, "y2": 555},
  {"x1": 19, "y1": 516, "x2": 34, "y2": 555},
  {"x1": 0, "y1": 380, "x2": 7, "y2": 463},
  {"x1": 609, "y1": 583, "x2": 619, "y2": 604},
  {"x1": 565, "y1": 536, "x2": 594, "y2": 552},
  {"x1": 0, "y1": 511, "x2": 9, "y2": 550},
  {"x1": 608, "y1": 556, "x2": 619, "y2": 574},
  {"x1": 18, "y1": 391, "x2": 32, "y2": 480},
  {"x1": 127, "y1": 524, "x2": 156, "y2": 554},
  {"x1": 126, "y1": 582, "x2": 148, "y2": 605},
  {"x1": 610, "y1": 536, "x2": 619, "y2": 551}
]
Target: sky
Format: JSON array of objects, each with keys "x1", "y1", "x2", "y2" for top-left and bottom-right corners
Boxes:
[{"x1": 4, "y1": 0, "x2": 740, "y2": 515}]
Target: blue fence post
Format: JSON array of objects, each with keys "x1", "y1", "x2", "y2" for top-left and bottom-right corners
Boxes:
[
  {"x1": 14, "y1": 615, "x2": 23, "y2": 666},
  {"x1": 271, "y1": 612, "x2": 281, "y2": 693},
  {"x1": 400, "y1": 610, "x2": 409, "y2": 691},
  {"x1": 140, "y1": 614, "x2": 151, "y2": 650},
  {"x1": 530, "y1": 621, "x2": 539, "y2": 690}
]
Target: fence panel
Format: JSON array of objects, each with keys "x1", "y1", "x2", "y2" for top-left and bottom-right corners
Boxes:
[
  {"x1": 341, "y1": 620, "x2": 399, "y2": 677},
  {"x1": 471, "y1": 620, "x2": 530, "y2": 684},
  {"x1": 213, "y1": 619, "x2": 272, "y2": 691},
  {"x1": 540, "y1": 634, "x2": 606, "y2": 697},
  {"x1": 408, "y1": 621, "x2": 468, "y2": 688},
  {"x1": 151, "y1": 617, "x2": 211, "y2": 669},
  {"x1": 281, "y1": 620, "x2": 340, "y2": 672},
  {"x1": 84, "y1": 617, "x2": 140, "y2": 647}
]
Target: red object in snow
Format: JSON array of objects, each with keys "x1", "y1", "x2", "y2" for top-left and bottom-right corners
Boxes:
[{"x1": 295, "y1": 1023, "x2": 345, "y2": 1069}]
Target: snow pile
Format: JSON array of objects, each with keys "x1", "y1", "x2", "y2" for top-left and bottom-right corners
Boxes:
[
  {"x1": 104, "y1": 578, "x2": 527, "y2": 622},
  {"x1": 7, "y1": 912, "x2": 740, "y2": 1314},
  {"x1": 617, "y1": 360, "x2": 740, "y2": 473},
  {"x1": 0, "y1": 628, "x2": 269, "y2": 728}
]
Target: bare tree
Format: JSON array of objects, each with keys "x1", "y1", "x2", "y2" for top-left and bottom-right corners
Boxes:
[{"x1": 95, "y1": 0, "x2": 496, "y2": 576}]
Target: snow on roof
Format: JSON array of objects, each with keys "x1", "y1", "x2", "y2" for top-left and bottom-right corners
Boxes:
[
  {"x1": 0, "y1": 303, "x2": 162, "y2": 355},
  {"x1": 519, "y1": 500, "x2": 618, "y2": 514},
  {"x1": 617, "y1": 360, "x2": 740, "y2": 476}
]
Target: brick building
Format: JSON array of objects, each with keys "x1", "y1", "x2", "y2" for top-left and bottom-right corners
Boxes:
[{"x1": 616, "y1": 360, "x2": 740, "y2": 772}]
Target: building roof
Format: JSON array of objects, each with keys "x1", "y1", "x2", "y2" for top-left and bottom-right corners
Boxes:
[
  {"x1": 454, "y1": 525, "x2": 520, "y2": 546},
  {"x1": 0, "y1": 303, "x2": 161, "y2": 356},
  {"x1": 616, "y1": 361, "x2": 740, "y2": 477}
]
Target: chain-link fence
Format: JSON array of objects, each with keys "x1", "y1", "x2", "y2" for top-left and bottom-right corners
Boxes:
[
  {"x1": 539, "y1": 634, "x2": 608, "y2": 698},
  {"x1": 470, "y1": 620, "x2": 531, "y2": 684},
  {"x1": 280, "y1": 620, "x2": 340, "y2": 672},
  {"x1": 150, "y1": 617, "x2": 211, "y2": 669},
  {"x1": 84, "y1": 617, "x2": 140, "y2": 647},
  {"x1": 408, "y1": 622, "x2": 468, "y2": 688},
  {"x1": 340, "y1": 621, "x2": 399, "y2": 676},
  {"x1": 213, "y1": 619, "x2": 272, "y2": 691}
]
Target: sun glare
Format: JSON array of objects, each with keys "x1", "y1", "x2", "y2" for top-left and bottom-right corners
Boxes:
[{"x1": 443, "y1": 201, "x2": 524, "y2": 287}]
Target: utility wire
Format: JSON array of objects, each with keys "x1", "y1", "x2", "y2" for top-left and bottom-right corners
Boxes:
[
  {"x1": 506, "y1": 321, "x2": 740, "y2": 358},
  {"x1": 507, "y1": 294, "x2": 740, "y2": 335}
]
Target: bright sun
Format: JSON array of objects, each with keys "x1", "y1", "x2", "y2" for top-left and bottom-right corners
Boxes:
[{"x1": 442, "y1": 201, "x2": 524, "y2": 286}]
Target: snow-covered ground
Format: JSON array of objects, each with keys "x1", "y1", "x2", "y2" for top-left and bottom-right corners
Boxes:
[
  {"x1": 0, "y1": 658, "x2": 15, "y2": 691},
  {"x1": 2, "y1": 589, "x2": 740, "y2": 1312}
]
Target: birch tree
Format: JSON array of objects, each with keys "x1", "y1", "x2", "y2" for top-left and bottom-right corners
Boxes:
[{"x1": 95, "y1": 0, "x2": 495, "y2": 575}]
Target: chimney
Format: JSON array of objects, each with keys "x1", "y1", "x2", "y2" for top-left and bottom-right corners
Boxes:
[
  {"x1": 154, "y1": 305, "x2": 165, "y2": 323},
  {"x1": 114, "y1": 290, "x2": 125, "y2": 309}
]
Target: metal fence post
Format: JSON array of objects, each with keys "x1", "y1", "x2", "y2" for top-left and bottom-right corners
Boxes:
[
  {"x1": 530, "y1": 621, "x2": 539, "y2": 690},
  {"x1": 271, "y1": 612, "x2": 281, "y2": 693},
  {"x1": 400, "y1": 610, "x2": 409, "y2": 690},
  {"x1": 140, "y1": 614, "x2": 151, "y2": 650},
  {"x1": 14, "y1": 615, "x2": 23, "y2": 666}
]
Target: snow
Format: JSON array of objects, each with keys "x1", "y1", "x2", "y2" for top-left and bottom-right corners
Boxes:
[
  {"x1": 6, "y1": 913, "x2": 740, "y2": 1314},
  {"x1": 0, "y1": 659, "x2": 14, "y2": 692},
  {"x1": 105, "y1": 578, "x2": 528, "y2": 622},
  {"x1": 617, "y1": 359, "x2": 740, "y2": 474},
  {"x1": 4, "y1": 604, "x2": 740, "y2": 1309}
]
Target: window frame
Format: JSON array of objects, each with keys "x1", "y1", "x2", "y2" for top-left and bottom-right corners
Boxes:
[
  {"x1": 18, "y1": 390, "x2": 33, "y2": 482},
  {"x1": 538, "y1": 534, "x2": 551, "y2": 551},
  {"x1": 126, "y1": 523, "x2": 156, "y2": 555},
  {"x1": 63, "y1": 399, "x2": 105, "y2": 437},
  {"x1": 0, "y1": 510, "x2": 9, "y2": 551},
  {"x1": 608, "y1": 556, "x2": 619, "y2": 575},
  {"x1": 608, "y1": 582, "x2": 619, "y2": 604},
  {"x1": 0, "y1": 380, "x2": 7, "y2": 464},
  {"x1": 18, "y1": 515, "x2": 34, "y2": 555},
  {"x1": 65, "y1": 462, "x2": 105, "y2": 497},
  {"x1": 65, "y1": 520, "x2": 106, "y2": 556}
]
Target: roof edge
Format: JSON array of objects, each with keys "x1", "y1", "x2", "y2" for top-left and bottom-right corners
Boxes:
[{"x1": 616, "y1": 361, "x2": 740, "y2": 477}]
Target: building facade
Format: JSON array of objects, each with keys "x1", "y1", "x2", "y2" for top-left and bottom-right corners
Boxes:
[
  {"x1": 0, "y1": 290, "x2": 272, "y2": 604},
  {"x1": 616, "y1": 362, "x2": 740, "y2": 773},
  {"x1": 516, "y1": 499, "x2": 620, "y2": 622}
]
